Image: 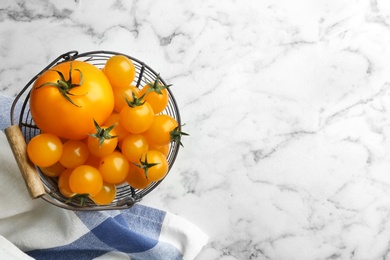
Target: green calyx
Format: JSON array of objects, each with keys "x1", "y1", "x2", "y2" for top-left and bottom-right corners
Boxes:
[
  {"x1": 170, "y1": 125, "x2": 189, "y2": 147},
  {"x1": 133, "y1": 154, "x2": 160, "y2": 180},
  {"x1": 125, "y1": 92, "x2": 146, "y2": 108},
  {"x1": 89, "y1": 120, "x2": 117, "y2": 147},
  {"x1": 35, "y1": 62, "x2": 84, "y2": 107},
  {"x1": 145, "y1": 74, "x2": 172, "y2": 95},
  {"x1": 65, "y1": 193, "x2": 90, "y2": 206}
]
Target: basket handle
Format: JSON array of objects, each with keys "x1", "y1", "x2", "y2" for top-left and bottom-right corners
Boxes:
[{"x1": 5, "y1": 125, "x2": 45, "y2": 199}]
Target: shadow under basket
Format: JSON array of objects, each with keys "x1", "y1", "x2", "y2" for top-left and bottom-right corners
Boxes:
[{"x1": 5, "y1": 50, "x2": 181, "y2": 211}]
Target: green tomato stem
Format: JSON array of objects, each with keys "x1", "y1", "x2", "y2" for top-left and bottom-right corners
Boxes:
[{"x1": 35, "y1": 62, "x2": 85, "y2": 107}]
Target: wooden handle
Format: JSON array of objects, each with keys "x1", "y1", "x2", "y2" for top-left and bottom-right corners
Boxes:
[{"x1": 5, "y1": 125, "x2": 45, "y2": 199}]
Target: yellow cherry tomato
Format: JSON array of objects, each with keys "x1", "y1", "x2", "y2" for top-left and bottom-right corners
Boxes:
[
  {"x1": 91, "y1": 182, "x2": 117, "y2": 205},
  {"x1": 126, "y1": 163, "x2": 152, "y2": 189},
  {"x1": 27, "y1": 133, "x2": 63, "y2": 168},
  {"x1": 113, "y1": 85, "x2": 140, "y2": 113},
  {"x1": 121, "y1": 134, "x2": 148, "y2": 163},
  {"x1": 40, "y1": 161, "x2": 65, "y2": 178},
  {"x1": 69, "y1": 165, "x2": 103, "y2": 197},
  {"x1": 59, "y1": 140, "x2": 90, "y2": 169},
  {"x1": 98, "y1": 151, "x2": 129, "y2": 184},
  {"x1": 58, "y1": 168, "x2": 74, "y2": 198},
  {"x1": 119, "y1": 101, "x2": 154, "y2": 134},
  {"x1": 103, "y1": 55, "x2": 136, "y2": 88}
]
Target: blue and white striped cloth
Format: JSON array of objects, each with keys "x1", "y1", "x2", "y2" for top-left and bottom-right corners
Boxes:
[{"x1": 0, "y1": 95, "x2": 208, "y2": 260}]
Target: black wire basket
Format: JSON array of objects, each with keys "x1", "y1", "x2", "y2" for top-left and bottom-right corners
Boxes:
[{"x1": 8, "y1": 50, "x2": 181, "y2": 211}]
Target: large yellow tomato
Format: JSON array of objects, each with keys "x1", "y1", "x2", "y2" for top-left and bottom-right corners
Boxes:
[{"x1": 30, "y1": 60, "x2": 114, "y2": 140}]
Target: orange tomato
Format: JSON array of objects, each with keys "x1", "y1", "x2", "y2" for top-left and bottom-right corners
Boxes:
[
  {"x1": 98, "y1": 151, "x2": 129, "y2": 184},
  {"x1": 59, "y1": 140, "x2": 90, "y2": 169},
  {"x1": 112, "y1": 85, "x2": 140, "y2": 113},
  {"x1": 148, "y1": 143, "x2": 170, "y2": 157},
  {"x1": 139, "y1": 80, "x2": 169, "y2": 114},
  {"x1": 30, "y1": 60, "x2": 114, "y2": 140},
  {"x1": 137, "y1": 150, "x2": 168, "y2": 182},
  {"x1": 27, "y1": 133, "x2": 63, "y2": 167},
  {"x1": 40, "y1": 161, "x2": 65, "y2": 178},
  {"x1": 58, "y1": 168, "x2": 74, "y2": 198},
  {"x1": 142, "y1": 114, "x2": 178, "y2": 146},
  {"x1": 91, "y1": 182, "x2": 117, "y2": 205},
  {"x1": 126, "y1": 163, "x2": 152, "y2": 189},
  {"x1": 119, "y1": 101, "x2": 154, "y2": 134},
  {"x1": 87, "y1": 125, "x2": 118, "y2": 157},
  {"x1": 121, "y1": 134, "x2": 148, "y2": 163},
  {"x1": 103, "y1": 55, "x2": 136, "y2": 88},
  {"x1": 84, "y1": 153, "x2": 101, "y2": 169},
  {"x1": 69, "y1": 165, "x2": 103, "y2": 197},
  {"x1": 103, "y1": 113, "x2": 129, "y2": 141}
]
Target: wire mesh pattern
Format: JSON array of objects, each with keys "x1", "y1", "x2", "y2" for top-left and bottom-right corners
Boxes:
[{"x1": 10, "y1": 51, "x2": 181, "y2": 210}]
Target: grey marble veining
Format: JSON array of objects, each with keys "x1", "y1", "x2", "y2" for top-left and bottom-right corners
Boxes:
[{"x1": 2, "y1": 0, "x2": 390, "y2": 259}]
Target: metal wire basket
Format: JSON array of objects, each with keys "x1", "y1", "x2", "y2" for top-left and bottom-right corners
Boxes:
[{"x1": 8, "y1": 50, "x2": 181, "y2": 211}]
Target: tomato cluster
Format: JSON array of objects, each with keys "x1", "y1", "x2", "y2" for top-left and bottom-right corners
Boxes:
[{"x1": 27, "y1": 55, "x2": 186, "y2": 206}]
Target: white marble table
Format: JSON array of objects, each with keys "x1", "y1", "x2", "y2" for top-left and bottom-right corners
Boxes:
[{"x1": 2, "y1": 0, "x2": 390, "y2": 259}]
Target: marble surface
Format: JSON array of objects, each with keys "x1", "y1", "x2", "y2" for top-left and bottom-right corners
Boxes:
[{"x1": 2, "y1": 0, "x2": 390, "y2": 259}]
